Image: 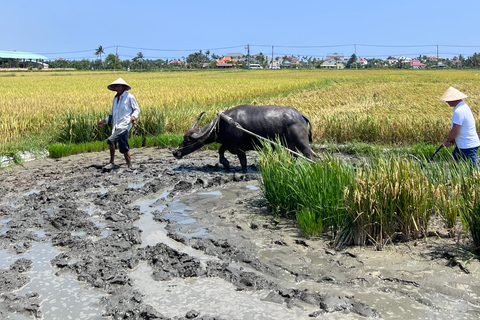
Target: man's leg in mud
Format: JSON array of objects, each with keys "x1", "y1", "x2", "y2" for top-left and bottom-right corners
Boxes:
[
  {"x1": 109, "y1": 144, "x2": 116, "y2": 164},
  {"x1": 124, "y1": 151, "x2": 132, "y2": 168}
]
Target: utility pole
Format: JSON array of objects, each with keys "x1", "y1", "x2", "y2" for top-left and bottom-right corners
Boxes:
[
  {"x1": 436, "y1": 45, "x2": 439, "y2": 69},
  {"x1": 271, "y1": 46, "x2": 274, "y2": 68},
  {"x1": 247, "y1": 44, "x2": 250, "y2": 68},
  {"x1": 114, "y1": 46, "x2": 118, "y2": 72},
  {"x1": 355, "y1": 44, "x2": 357, "y2": 70}
]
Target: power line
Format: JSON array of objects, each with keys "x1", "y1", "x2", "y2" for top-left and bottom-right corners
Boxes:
[
  {"x1": 116, "y1": 45, "x2": 245, "y2": 52},
  {"x1": 38, "y1": 43, "x2": 480, "y2": 61}
]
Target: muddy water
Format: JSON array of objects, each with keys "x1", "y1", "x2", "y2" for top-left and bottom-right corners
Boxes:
[
  {"x1": 147, "y1": 182, "x2": 480, "y2": 320},
  {"x1": 0, "y1": 148, "x2": 479, "y2": 319}
]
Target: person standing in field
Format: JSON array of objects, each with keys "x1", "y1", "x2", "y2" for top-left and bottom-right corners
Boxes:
[
  {"x1": 441, "y1": 86, "x2": 480, "y2": 168},
  {"x1": 96, "y1": 78, "x2": 140, "y2": 169}
]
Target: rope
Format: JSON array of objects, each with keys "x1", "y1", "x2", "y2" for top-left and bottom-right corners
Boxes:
[{"x1": 134, "y1": 122, "x2": 175, "y2": 151}]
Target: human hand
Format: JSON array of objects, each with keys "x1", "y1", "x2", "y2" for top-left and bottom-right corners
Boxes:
[
  {"x1": 443, "y1": 139, "x2": 454, "y2": 147},
  {"x1": 131, "y1": 116, "x2": 136, "y2": 125},
  {"x1": 97, "y1": 120, "x2": 106, "y2": 128}
]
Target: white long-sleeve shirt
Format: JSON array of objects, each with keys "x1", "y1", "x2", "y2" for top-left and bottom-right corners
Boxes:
[{"x1": 105, "y1": 91, "x2": 140, "y2": 134}]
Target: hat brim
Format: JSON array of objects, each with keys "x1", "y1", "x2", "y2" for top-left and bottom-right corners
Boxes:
[
  {"x1": 439, "y1": 86, "x2": 468, "y2": 102},
  {"x1": 107, "y1": 84, "x2": 131, "y2": 91}
]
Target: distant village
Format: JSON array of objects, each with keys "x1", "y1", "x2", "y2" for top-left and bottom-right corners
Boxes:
[
  {"x1": 202, "y1": 52, "x2": 462, "y2": 69},
  {"x1": 1, "y1": 49, "x2": 477, "y2": 70}
]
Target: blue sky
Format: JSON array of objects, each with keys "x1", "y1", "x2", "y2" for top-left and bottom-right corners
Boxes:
[{"x1": 2, "y1": 0, "x2": 480, "y2": 61}]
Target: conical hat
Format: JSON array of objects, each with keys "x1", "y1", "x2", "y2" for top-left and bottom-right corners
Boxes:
[
  {"x1": 107, "y1": 78, "x2": 131, "y2": 91},
  {"x1": 439, "y1": 86, "x2": 467, "y2": 102}
]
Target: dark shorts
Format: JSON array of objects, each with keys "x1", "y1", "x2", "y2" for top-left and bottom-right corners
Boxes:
[
  {"x1": 107, "y1": 128, "x2": 130, "y2": 154},
  {"x1": 452, "y1": 146, "x2": 479, "y2": 168}
]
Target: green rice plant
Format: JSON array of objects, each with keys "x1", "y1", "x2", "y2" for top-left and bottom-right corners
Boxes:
[
  {"x1": 338, "y1": 157, "x2": 435, "y2": 247},
  {"x1": 144, "y1": 133, "x2": 183, "y2": 148},
  {"x1": 434, "y1": 182, "x2": 462, "y2": 236},
  {"x1": 256, "y1": 142, "x2": 298, "y2": 217},
  {"x1": 257, "y1": 141, "x2": 354, "y2": 236},
  {"x1": 452, "y1": 170, "x2": 480, "y2": 252},
  {"x1": 57, "y1": 109, "x2": 111, "y2": 144},
  {"x1": 292, "y1": 155, "x2": 355, "y2": 235},
  {"x1": 130, "y1": 106, "x2": 166, "y2": 138},
  {"x1": 296, "y1": 208, "x2": 323, "y2": 238},
  {"x1": 48, "y1": 141, "x2": 108, "y2": 158}
]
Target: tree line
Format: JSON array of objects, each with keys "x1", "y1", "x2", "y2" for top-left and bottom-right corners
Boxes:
[{"x1": 43, "y1": 45, "x2": 480, "y2": 70}]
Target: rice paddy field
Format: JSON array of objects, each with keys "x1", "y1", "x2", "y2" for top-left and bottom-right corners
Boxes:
[
  {"x1": 2, "y1": 68, "x2": 480, "y2": 250},
  {"x1": 1, "y1": 69, "x2": 479, "y2": 154}
]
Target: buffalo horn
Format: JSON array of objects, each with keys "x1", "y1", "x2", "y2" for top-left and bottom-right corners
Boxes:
[
  {"x1": 190, "y1": 111, "x2": 206, "y2": 129},
  {"x1": 191, "y1": 120, "x2": 216, "y2": 140}
]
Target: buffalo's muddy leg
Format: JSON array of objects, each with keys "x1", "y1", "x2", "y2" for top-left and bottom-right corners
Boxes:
[
  {"x1": 237, "y1": 150, "x2": 248, "y2": 173},
  {"x1": 219, "y1": 146, "x2": 230, "y2": 170}
]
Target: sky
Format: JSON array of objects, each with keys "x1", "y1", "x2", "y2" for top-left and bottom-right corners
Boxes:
[{"x1": 2, "y1": 0, "x2": 480, "y2": 61}]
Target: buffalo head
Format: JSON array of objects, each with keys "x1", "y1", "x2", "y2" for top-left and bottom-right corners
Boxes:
[{"x1": 172, "y1": 111, "x2": 217, "y2": 159}]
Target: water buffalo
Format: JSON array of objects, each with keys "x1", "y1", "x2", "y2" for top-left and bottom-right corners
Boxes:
[{"x1": 172, "y1": 105, "x2": 317, "y2": 173}]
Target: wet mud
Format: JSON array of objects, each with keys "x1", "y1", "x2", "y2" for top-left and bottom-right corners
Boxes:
[{"x1": 0, "y1": 148, "x2": 479, "y2": 319}]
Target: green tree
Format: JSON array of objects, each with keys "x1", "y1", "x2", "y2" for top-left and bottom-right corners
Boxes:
[
  {"x1": 255, "y1": 52, "x2": 267, "y2": 67},
  {"x1": 465, "y1": 53, "x2": 480, "y2": 69},
  {"x1": 104, "y1": 53, "x2": 122, "y2": 70},
  {"x1": 346, "y1": 54, "x2": 357, "y2": 69},
  {"x1": 186, "y1": 51, "x2": 208, "y2": 69}
]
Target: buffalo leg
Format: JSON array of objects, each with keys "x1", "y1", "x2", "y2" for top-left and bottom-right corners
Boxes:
[
  {"x1": 219, "y1": 146, "x2": 230, "y2": 170},
  {"x1": 237, "y1": 150, "x2": 248, "y2": 173}
]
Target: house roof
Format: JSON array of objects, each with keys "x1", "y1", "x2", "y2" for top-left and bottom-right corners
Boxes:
[
  {"x1": 0, "y1": 51, "x2": 48, "y2": 60},
  {"x1": 224, "y1": 53, "x2": 244, "y2": 57}
]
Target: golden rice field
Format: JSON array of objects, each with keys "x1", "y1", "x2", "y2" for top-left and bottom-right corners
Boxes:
[{"x1": 1, "y1": 69, "x2": 479, "y2": 153}]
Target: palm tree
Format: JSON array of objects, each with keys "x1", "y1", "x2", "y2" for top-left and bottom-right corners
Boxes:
[{"x1": 94, "y1": 46, "x2": 105, "y2": 68}]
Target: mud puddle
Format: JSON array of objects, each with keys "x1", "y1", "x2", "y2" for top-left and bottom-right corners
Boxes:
[
  {"x1": 1, "y1": 242, "x2": 105, "y2": 320},
  {"x1": 0, "y1": 148, "x2": 479, "y2": 319}
]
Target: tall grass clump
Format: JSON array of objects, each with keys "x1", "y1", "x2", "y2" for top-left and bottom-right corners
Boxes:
[
  {"x1": 257, "y1": 141, "x2": 354, "y2": 237},
  {"x1": 337, "y1": 157, "x2": 435, "y2": 247}
]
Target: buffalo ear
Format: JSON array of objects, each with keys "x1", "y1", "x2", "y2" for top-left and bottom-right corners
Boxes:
[{"x1": 190, "y1": 111, "x2": 206, "y2": 129}]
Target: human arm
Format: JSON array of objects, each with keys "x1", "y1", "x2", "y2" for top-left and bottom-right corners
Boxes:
[
  {"x1": 443, "y1": 124, "x2": 460, "y2": 147},
  {"x1": 97, "y1": 115, "x2": 111, "y2": 128},
  {"x1": 129, "y1": 95, "x2": 140, "y2": 124}
]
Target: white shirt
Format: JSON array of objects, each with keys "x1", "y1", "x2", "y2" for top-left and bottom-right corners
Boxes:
[
  {"x1": 105, "y1": 91, "x2": 140, "y2": 134},
  {"x1": 451, "y1": 101, "x2": 480, "y2": 149}
]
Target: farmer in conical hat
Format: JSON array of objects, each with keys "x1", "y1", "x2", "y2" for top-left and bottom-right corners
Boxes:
[
  {"x1": 97, "y1": 78, "x2": 140, "y2": 170},
  {"x1": 441, "y1": 86, "x2": 479, "y2": 167}
]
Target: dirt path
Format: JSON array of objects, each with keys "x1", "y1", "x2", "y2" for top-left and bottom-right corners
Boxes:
[{"x1": 0, "y1": 148, "x2": 479, "y2": 319}]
